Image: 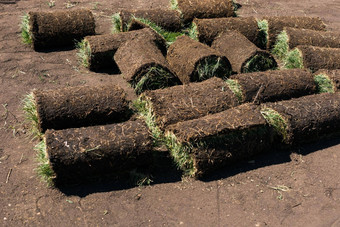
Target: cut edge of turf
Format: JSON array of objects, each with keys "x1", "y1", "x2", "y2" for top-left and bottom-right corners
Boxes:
[
  {"x1": 20, "y1": 13, "x2": 33, "y2": 45},
  {"x1": 132, "y1": 65, "x2": 180, "y2": 94},
  {"x1": 260, "y1": 107, "x2": 288, "y2": 143},
  {"x1": 314, "y1": 74, "x2": 335, "y2": 94},
  {"x1": 164, "y1": 131, "x2": 197, "y2": 177},
  {"x1": 22, "y1": 92, "x2": 43, "y2": 140},
  {"x1": 112, "y1": 12, "x2": 123, "y2": 33},
  {"x1": 34, "y1": 139, "x2": 55, "y2": 186},
  {"x1": 272, "y1": 30, "x2": 289, "y2": 61},
  {"x1": 284, "y1": 48, "x2": 304, "y2": 69},
  {"x1": 225, "y1": 79, "x2": 243, "y2": 103},
  {"x1": 76, "y1": 38, "x2": 91, "y2": 68},
  {"x1": 257, "y1": 19, "x2": 269, "y2": 49},
  {"x1": 242, "y1": 52, "x2": 278, "y2": 73},
  {"x1": 195, "y1": 56, "x2": 232, "y2": 82}
]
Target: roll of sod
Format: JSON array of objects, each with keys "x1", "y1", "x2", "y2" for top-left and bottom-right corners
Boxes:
[
  {"x1": 273, "y1": 28, "x2": 340, "y2": 61},
  {"x1": 33, "y1": 84, "x2": 131, "y2": 132},
  {"x1": 78, "y1": 28, "x2": 167, "y2": 70},
  {"x1": 261, "y1": 93, "x2": 340, "y2": 145},
  {"x1": 175, "y1": 0, "x2": 235, "y2": 24},
  {"x1": 166, "y1": 35, "x2": 232, "y2": 84},
  {"x1": 211, "y1": 30, "x2": 277, "y2": 74},
  {"x1": 45, "y1": 119, "x2": 153, "y2": 184},
  {"x1": 116, "y1": 9, "x2": 182, "y2": 32},
  {"x1": 285, "y1": 45, "x2": 340, "y2": 72},
  {"x1": 192, "y1": 17, "x2": 259, "y2": 46},
  {"x1": 314, "y1": 69, "x2": 340, "y2": 93},
  {"x1": 22, "y1": 9, "x2": 95, "y2": 50},
  {"x1": 114, "y1": 36, "x2": 181, "y2": 94},
  {"x1": 263, "y1": 16, "x2": 326, "y2": 49},
  {"x1": 140, "y1": 77, "x2": 239, "y2": 129},
  {"x1": 229, "y1": 69, "x2": 316, "y2": 103},
  {"x1": 165, "y1": 103, "x2": 273, "y2": 177}
]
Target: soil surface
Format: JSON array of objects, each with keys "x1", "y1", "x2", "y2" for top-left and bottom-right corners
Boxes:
[{"x1": 0, "y1": 0, "x2": 339, "y2": 226}]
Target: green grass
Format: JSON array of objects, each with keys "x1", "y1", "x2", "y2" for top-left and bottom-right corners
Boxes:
[
  {"x1": 76, "y1": 39, "x2": 91, "y2": 68},
  {"x1": 20, "y1": 13, "x2": 33, "y2": 45},
  {"x1": 272, "y1": 30, "x2": 289, "y2": 60},
  {"x1": 284, "y1": 48, "x2": 304, "y2": 69},
  {"x1": 225, "y1": 79, "x2": 243, "y2": 102},
  {"x1": 170, "y1": 0, "x2": 179, "y2": 10},
  {"x1": 132, "y1": 66, "x2": 179, "y2": 94},
  {"x1": 112, "y1": 12, "x2": 122, "y2": 33},
  {"x1": 35, "y1": 140, "x2": 55, "y2": 186},
  {"x1": 185, "y1": 22, "x2": 198, "y2": 41},
  {"x1": 314, "y1": 74, "x2": 335, "y2": 93},
  {"x1": 22, "y1": 92, "x2": 42, "y2": 140},
  {"x1": 261, "y1": 108, "x2": 288, "y2": 142},
  {"x1": 257, "y1": 19, "x2": 269, "y2": 49},
  {"x1": 196, "y1": 56, "x2": 231, "y2": 81},
  {"x1": 242, "y1": 53, "x2": 277, "y2": 73}
]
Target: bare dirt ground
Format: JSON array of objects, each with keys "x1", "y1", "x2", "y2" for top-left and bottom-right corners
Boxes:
[{"x1": 1, "y1": 0, "x2": 340, "y2": 226}]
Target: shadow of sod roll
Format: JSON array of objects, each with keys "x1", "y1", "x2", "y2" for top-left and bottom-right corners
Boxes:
[
  {"x1": 44, "y1": 119, "x2": 153, "y2": 185},
  {"x1": 115, "y1": 9, "x2": 183, "y2": 32},
  {"x1": 314, "y1": 69, "x2": 340, "y2": 93},
  {"x1": 284, "y1": 45, "x2": 340, "y2": 72},
  {"x1": 229, "y1": 69, "x2": 316, "y2": 103},
  {"x1": 114, "y1": 36, "x2": 181, "y2": 94},
  {"x1": 174, "y1": 0, "x2": 236, "y2": 24},
  {"x1": 262, "y1": 16, "x2": 326, "y2": 49},
  {"x1": 261, "y1": 93, "x2": 340, "y2": 146},
  {"x1": 211, "y1": 30, "x2": 277, "y2": 74},
  {"x1": 77, "y1": 28, "x2": 167, "y2": 71},
  {"x1": 164, "y1": 103, "x2": 275, "y2": 178},
  {"x1": 167, "y1": 35, "x2": 232, "y2": 84},
  {"x1": 31, "y1": 84, "x2": 131, "y2": 133},
  {"x1": 21, "y1": 9, "x2": 95, "y2": 51}
]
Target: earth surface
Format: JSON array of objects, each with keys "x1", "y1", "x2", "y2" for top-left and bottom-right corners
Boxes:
[{"x1": 1, "y1": 0, "x2": 340, "y2": 226}]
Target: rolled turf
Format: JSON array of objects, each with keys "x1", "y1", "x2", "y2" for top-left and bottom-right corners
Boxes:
[
  {"x1": 116, "y1": 9, "x2": 182, "y2": 32},
  {"x1": 314, "y1": 69, "x2": 340, "y2": 93},
  {"x1": 114, "y1": 36, "x2": 181, "y2": 94},
  {"x1": 211, "y1": 30, "x2": 277, "y2": 74},
  {"x1": 22, "y1": 9, "x2": 95, "y2": 50},
  {"x1": 175, "y1": 0, "x2": 236, "y2": 24},
  {"x1": 165, "y1": 103, "x2": 274, "y2": 177},
  {"x1": 272, "y1": 28, "x2": 340, "y2": 61},
  {"x1": 140, "y1": 77, "x2": 239, "y2": 129},
  {"x1": 44, "y1": 119, "x2": 153, "y2": 184},
  {"x1": 263, "y1": 16, "x2": 326, "y2": 49},
  {"x1": 32, "y1": 84, "x2": 131, "y2": 132},
  {"x1": 166, "y1": 35, "x2": 232, "y2": 84},
  {"x1": 284, "y1": 45, "x2": 340, "y2": 72},
  {"x1": 77, "y1": 28, "x2": 167, "y2": 70},
  {"x1": 192, "y1": 17, "x2": 259, "y2": 46},
  {"x1": 261, "y1": 92, "x2": 340, "y2": 145},
  {"x1": 229, "y1": 69, "x2": 316, "y2": 103}
]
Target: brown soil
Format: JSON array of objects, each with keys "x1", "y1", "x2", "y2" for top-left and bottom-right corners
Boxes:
[{"x1": 1, "y1": 0, "x2": 340, "y2": 226}]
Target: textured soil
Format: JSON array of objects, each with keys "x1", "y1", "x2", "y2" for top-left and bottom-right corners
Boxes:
[{"x1": 0, "y1": 0, "x2": 340, "y2": 226}]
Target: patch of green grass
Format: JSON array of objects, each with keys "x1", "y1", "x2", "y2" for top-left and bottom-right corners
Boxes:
[
  {"x1": 185, "y1": 22, "x2": 198, "y2": 41},
  {"x1": 242, "y1": 53, "x2": 277, "y2": 73},
  {"x1": 76, "y1": 39, "x2": 91, "y2": 68},
  {"x1": 132, "y1": 66, "x2": 179, "y2": 94},
  {"x1": 261, "y1": 108, "x2": 288, "y2": 142},
  {"x1": 272, "y1": 30, "x2": 289, "y2": 60},
  {"x1": 164, "y1": 132, "x2": 196, "y2": 177},
  {"x1": 225, "y1": 79, "x2": 243, "y2": 103},
  {"x1": 284, "y1": 48, "x2": 304, "y2": 69},
  {"x1": 170, "y1": 0, "x2": 179, "y2": 10},
  {"x1": 314, "y1": 74, "x2": 335, "y2": 94},
  {"x1": 257, "y1": 19, "x2": 269, "y2": 50},
  {"x1": 22, "y1": 92, "x2": 42, "y2": 140},
  {"x1": 112, "y1": 12, "x2": 122, "y2": 33},
  {"x1": 35, "y1": 140, "x2": 55, "y2": 186},
  {"x1": 20, "y1": 13, "x2": 33, "y2": 45},
  {"x1": 196, "y1": 56, "x2": 231, "y2": 81}
]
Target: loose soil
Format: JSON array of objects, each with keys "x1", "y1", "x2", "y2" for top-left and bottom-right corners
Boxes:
[{"x1": 1, "y1": 0, "x2": 340, "y2": 226}]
